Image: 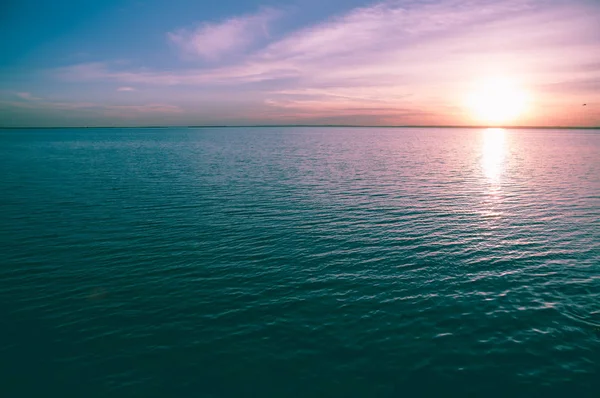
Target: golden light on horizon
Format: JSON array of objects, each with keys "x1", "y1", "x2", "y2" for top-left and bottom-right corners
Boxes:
[{"x1": 466, "y1": 77, "x2": 530, "y2": 126}]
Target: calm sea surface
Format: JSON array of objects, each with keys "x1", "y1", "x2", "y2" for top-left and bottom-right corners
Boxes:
[{"x1": 1, "y1": 127, "x2": 599, "y2": 397}]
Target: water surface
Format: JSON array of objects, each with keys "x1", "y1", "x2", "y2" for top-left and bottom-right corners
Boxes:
[{"x1": 1, "y1": 127, "x2": 599, "y2": 397}]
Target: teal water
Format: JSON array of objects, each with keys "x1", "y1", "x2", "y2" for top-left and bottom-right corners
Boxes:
[{"x1": 1, "y1": 127, "x2": 599, "y2": 397}]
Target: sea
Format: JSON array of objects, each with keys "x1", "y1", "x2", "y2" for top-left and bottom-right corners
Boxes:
[{"x1": 1, "y1": 127, "x2": 599, "y2": 397}]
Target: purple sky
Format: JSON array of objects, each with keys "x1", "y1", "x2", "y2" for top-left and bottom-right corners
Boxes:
[{"x1": 1, "y1": 0, "x2": 599, "y2": 127}]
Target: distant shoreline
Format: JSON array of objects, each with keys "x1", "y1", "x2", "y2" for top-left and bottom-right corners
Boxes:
[{"x1": 0, "y1": 125, "x2": 599, "y2": 130}]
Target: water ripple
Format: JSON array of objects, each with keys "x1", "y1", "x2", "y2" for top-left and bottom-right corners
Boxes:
[{"x1": 1, "y1": 127, "x2": 599, "y2": 397}]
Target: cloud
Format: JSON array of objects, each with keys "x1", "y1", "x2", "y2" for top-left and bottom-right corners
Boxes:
[
  {"x1": 102, "y1": 104, "x2": 183, "y2": 118},
  {"x1": 117, "y1": 86, "x2": 136, "y2": 92},
  {"x1": 50, "y1": 0, "x2": 600, "y2": 126},
  {"x1": 16, "y1": 92, "x2": 42, "y2": 100},
  {"x1": 536, "y1": 78, "x2": 600, "y2": 97},
  {"x1": 167, "y1": 8, "x2": 281, "y2": 60},
  {"x1": 55, "y1": 61, "x2": 300, "y2": 86},
  {"x1": 0, "y1": 99, "x2": 185, "y2": 127},
  {"x1": 1, "y1": 98, "x2": 182, "y2": 115},
  {"x1": 58, "y1": 0, "x2": 600, "y2": 88}
]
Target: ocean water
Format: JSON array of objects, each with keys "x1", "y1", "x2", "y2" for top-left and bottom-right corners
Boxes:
[{"x1": 0, "y1": 127, "x2": 599, "y2": 397}]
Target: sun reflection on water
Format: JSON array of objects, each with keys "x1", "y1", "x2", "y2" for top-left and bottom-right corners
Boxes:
[
  {"x1": 482, "y1": 128, "x2": 506, "y2": 183},
  {"x1": 479, "y1": 128, "x2": 507, "y2": 220}
]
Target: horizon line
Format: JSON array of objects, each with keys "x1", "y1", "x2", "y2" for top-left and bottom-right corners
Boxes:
[{"x1": 1, "y1": 124, "x2": 599, "y2": 130}]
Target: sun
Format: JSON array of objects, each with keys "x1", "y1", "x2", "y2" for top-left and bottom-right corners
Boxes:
[{"x1": 466, "y1": 77, "x2": 530, "y2": 125}]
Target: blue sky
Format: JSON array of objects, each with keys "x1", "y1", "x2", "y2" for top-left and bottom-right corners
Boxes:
[{"x1": 1, "y1": 0, "x2": 599, "y2": 127}]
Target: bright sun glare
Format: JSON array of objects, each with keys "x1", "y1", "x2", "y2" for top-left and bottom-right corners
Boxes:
[{"x1": 466, "y1": 77, "x2": 529, "y2": 125}]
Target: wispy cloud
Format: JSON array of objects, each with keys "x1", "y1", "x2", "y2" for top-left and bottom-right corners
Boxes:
[
  {"x1": 102, "y1": 103, "x2": 183, "y2": 118},
  {"x1": 58, "y1": 0, "x2": 600, "y2": 87},
  {"x1": 2, "y1": 98, "x2": 182, "y2": 115},
  {"x1": 117, "y1": 86, "x2": 136, "y2": 92},
  {"x1": 167, "y1": 8, "x2": 281, "y2": 61},
  {"x1": 16, "y1": 92, "x2": 42, "y2": 101},
  {"x1": 49, "y1": 0, "x2": 600, "y2": 125},
  {"x1": 55, "y1": 61, "x2": 300, "y2": 86}
]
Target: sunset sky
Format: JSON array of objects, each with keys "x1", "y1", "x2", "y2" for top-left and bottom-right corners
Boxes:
[{"x1": 1, "y1": 0, "x2": 599, "y2": 127}]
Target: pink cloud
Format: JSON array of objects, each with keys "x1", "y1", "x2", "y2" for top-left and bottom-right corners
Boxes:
[
  {"x1": 50, "y1": 0, "x2": 600, "y2": 126},
  {"x1": 117, "y1": 86, "x2": 136, "y2": 92},
  {"x1": 57, "y1": 0, "x2": 600, "y2": 89},
  {"x1": 167, "y1": 8, "x2": 281, "y2": 60}
]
